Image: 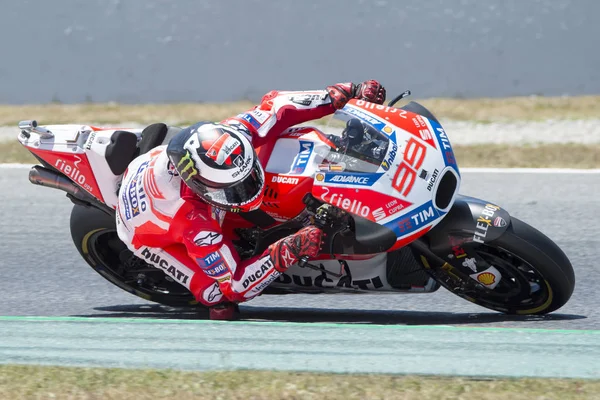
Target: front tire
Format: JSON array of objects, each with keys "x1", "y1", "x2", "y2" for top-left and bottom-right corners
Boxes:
[
  {"x1": 421, "y1": 217, "x2": 575, "y2": 315},
  {"x1": 69, "y1": 205, "x2": 197, "y2": 307}
]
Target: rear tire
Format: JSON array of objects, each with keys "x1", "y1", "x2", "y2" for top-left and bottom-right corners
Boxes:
[{"x1": 69, "y1": 205, "x2": 198, "y2": 307}]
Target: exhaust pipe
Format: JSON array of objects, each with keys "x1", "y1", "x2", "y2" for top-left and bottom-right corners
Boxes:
[
  {"x1": 28, "y1": 166, "x2": 114, "y2": 215},
  {"x1": 29, "y1": 165, "x2": 85, "y2": 197}
]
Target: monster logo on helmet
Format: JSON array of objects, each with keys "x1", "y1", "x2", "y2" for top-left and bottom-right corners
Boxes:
[{"x1": 177, "y1": 151, "x2": 198, "y2": 182}]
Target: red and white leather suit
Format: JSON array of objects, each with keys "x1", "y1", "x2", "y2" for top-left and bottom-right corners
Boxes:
[{"x1": 116, "y1": 89, "x2": 340, "y2": 307}]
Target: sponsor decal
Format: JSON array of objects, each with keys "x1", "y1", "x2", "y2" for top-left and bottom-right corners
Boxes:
[
  {"x1": 427, "y1": 169, "x2": 440, "y2": 191},
  {"x1": 140, "y1": 248, "x2": 190, "y2": 285},
  {"x1": 477, "y1": 272, "x2": 495, "y2": 285},
  {"x1": 314, "y1": 186, "x2": 411, "y2": 222},
  {"x1": 317, "y1": 163, "x2": 345, "y2": 172},
  {"x1": 344, "y1": 107, "x2": 386, "y2": 130},
  {"x1": 84, "y1": 131, "x2": 96, "y2": 150},
  {"x1": 290, "y1": 140, "x2": 314, "y2": 174},
  {"x1": 242, "y1": 258, "x2": 276, "y2": 289},
  {"x1": 431, "y1": 121, "x2": 457, "y2": 168},
  {"x1": 371, "y1": 197, "x2": 411, "y2": 222},
  {"x1": 55, "y1": 156, "x2": 93, "y2": 192},
  {"x1": 122, "y1": 161, "x2": 149, "y2": 219},
  {"x1": 391, "y1": 137, "x2": 427, "y2": 196},
  {"x1": 289, "y1": 93, "x2": 328, "y2": 106},
  {"x1": 324, "y1": 173, "x2": 381, "y2": 186},
  {"x1": 247, "y1": 271, "x2": 281, "y2": 296},
  {"x1": 239, "y1": 113, "x2": 261, "y2": 129},
  {"x1": 447, "y1": 235, "x2": 470, "y2": 259},
  {"x1": 249, "y1": 109, "x2": 269, "y2": 123},
  {"x1": 197, "y1": 251, "x2": 229, "y2": 278},
  {"x1": 494, "y1": 216, "x2": 507, "y2": 227},
  {"x1": 193, "y1": 231, "x2": 223, "y2": 246},
  {"x1": 355, "y1": 100, "x2": 409, "y2": 119},
  {"x1": 315, "y1": 173, "x2": 325, "y2": 182},
  {"x1": 167, "y1": 161, "x2": 179, "y2": 178},
  {"x1": 419, "y1": 169, "x2": 429, "y2": 180},
  {"x1": 177, "y1": 151, "x2": 198, "y2": 181},
  {"x1": 203, "y1": 132, "x2": 242, "y2": 166},
  {"x1": 383, "y1": 126, "x2": 393, "y2": 134},
  {"x1": 231, "y1": 155, "x2": 252, "y2": 178},
  {"x1": 385, "y1": 200, "x2": 440, "y2": 237},
  {"x1": 380, "y1": 143, "x2": 398, "y2": 171},
  {"x1": 469, "y1": 266, "x2": 501, "y2": 289},
  {"x1": 203, "y1": 282, "x2": 223, "y2": 303},
  {"x1": 271, "y1": 176, "x2": 299, "y2": 184},
  {"x1": 473, "y1": 203, "x2": 501, "y2": 244},
  {"x1": 461, "y1": 257, "x2": 478, "y2": 273},
  {"x1": 318, "y1": 186, "x2": 371, "y2": 218},
  {"x1": 275, "y1": 262, "x2": 384, "y2": 290}
]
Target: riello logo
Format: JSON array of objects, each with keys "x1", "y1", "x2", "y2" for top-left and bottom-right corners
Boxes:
[{"x1": 55, "y1": 156, "x2": 87, "y2": 186}]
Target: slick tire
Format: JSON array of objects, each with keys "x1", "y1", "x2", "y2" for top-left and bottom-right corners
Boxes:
[
  {"x1": 69, "y1": 204, "x2": 198, "y2": 307},
  {"x1": 425, "y1": 216, "x2": 575, "y2": 315},
  {"x1": 489, "y1": 216, "x2": 575, "y2": 314}
]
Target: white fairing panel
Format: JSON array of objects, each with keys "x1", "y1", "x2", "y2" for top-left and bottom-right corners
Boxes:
[
  {"x1": 265, "y1": 130, "x2": 329, "y2": 178},
  {"x1": 309, "y1": 102, "x2": 461, "y2": 243},
  {"x1": 83, "y1": 128, "x2": 142, "y2": 208},
  {"x1": 18, "y1": 123, "x2": 142, "y2": 208}
]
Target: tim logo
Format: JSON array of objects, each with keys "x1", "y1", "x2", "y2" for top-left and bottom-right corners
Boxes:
[{"x1": 290, "y1": 141, "x2": 314, "y2": 174}]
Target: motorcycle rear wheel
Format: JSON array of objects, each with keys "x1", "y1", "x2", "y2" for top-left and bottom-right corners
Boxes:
[
  {"x1": 421, "y1": 217, "x2": 575, "y2": 315},
  {"x1": 69, "y1": 204, "x2": 198, "y2": 307}
]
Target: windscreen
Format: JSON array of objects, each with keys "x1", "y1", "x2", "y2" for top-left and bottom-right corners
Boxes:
[{"x1": 317, "y1": 108, "x2": 392, "y2": 173}]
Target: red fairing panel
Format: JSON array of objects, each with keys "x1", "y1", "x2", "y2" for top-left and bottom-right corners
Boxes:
[{"x1": 28, "y1": 148, "x2": 104, "y2": 203}]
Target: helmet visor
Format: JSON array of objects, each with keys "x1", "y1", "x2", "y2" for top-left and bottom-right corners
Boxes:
[{"x1": 188, "y1": 162, "x2": 265, "y2": 208}]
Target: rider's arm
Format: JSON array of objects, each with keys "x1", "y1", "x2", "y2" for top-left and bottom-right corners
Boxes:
[
  {"x1": 222, "y1": 81, "x2": 385, "y2": 147},
  {"x1": 177, "y1": 196, "x2": 321, "y2": 303},
  {"x1": 222, "y1": 89, "x2": 337, "y2": 147}
]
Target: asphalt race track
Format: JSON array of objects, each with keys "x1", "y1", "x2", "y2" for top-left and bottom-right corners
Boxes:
[
  {"x1": 1, "y1": 167, "x2": 600, "y2": 378},
  {"x1": 1, "y1": 166, "x2": 599, "y2": 329}
]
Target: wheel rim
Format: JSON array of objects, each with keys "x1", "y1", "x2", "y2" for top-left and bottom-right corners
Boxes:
[
  {"x1": 436, "y1": 244, "x2": 553, "y2": 313},
  {"x1": 86, "y1": 229, "x2": 195, "y2": 301}
]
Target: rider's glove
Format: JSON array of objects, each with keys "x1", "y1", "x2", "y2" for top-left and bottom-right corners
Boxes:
[
  {"x1": 326, "y1": 80, "x2": 386, "y2": 109},
  {"x1": 267, "y1": 226, "x2": 323, "y2": 272},
  {"x1": 354, "y1": 80, "x2": 386, "y2": 105}
]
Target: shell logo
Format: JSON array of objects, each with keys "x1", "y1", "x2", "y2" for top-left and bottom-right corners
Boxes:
[
  {"x1": 477, "y1": 272, "x2": 496, "y2": 285},
  {"x1": 316, "y1": 173, "x2": 325, "y2": 182},
  {"x1": 383, "y1": 126, "x2": 393, "y2": 134}
]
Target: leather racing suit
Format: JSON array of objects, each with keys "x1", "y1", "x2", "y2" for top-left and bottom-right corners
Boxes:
[{"x1": 116, "y1": 88, "x2": 343, "y2": 307}]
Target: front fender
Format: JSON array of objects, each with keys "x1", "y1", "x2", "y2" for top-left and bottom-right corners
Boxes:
[{"x1": 424, "y1": 195, "x2": 512, "y2": 255}]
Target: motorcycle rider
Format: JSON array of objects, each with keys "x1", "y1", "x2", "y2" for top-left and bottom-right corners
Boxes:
[{"x1": 116, "y1": 80, "x2": 386, "y2": 319}]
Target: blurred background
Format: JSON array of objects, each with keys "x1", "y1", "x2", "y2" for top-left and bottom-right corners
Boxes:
[{"x1": 1, "y1": 0, "x2": 598, "y2": 104}]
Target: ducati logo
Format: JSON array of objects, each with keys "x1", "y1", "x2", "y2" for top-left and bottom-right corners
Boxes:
[{"x1": 177, "y1": 151, "x2": 198, "y2": 181}]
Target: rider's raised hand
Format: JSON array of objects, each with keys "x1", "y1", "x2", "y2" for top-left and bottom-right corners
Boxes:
[
  {"x1": 354, "y1": 80, "x2": 386, "y2": 104},
  {"x1": 327, "y1": 80, "x2": 386, "y2": 109}
]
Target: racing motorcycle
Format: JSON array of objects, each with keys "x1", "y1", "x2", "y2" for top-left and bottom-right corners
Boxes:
[{"x1": 17, "y1": 93, "x2": 575, "y2": 315}]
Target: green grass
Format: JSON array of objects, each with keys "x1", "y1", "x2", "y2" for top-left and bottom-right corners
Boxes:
[
  {"x1": 3, "y1": 140, "x2": 599, "y2": 168},
  {"x1": 0, "y1": 365, "x2": 598, "y2": 400},
  {"x1": 1, "y1": 95, "x2": 600, "y2": 125}
]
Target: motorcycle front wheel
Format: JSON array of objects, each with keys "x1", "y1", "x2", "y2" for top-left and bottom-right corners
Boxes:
[{"x1": 417, "y1": 217, "x2": 575, "y2": 315}]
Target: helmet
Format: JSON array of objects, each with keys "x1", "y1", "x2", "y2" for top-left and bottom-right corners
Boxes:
[{"x1": 166, "y1": 122, "x2": 265, "y2": 212}]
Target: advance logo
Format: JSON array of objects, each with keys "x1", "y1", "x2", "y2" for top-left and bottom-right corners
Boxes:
[{"x1": 324, "y1": 173, "x2": 382, "y2": 186}]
